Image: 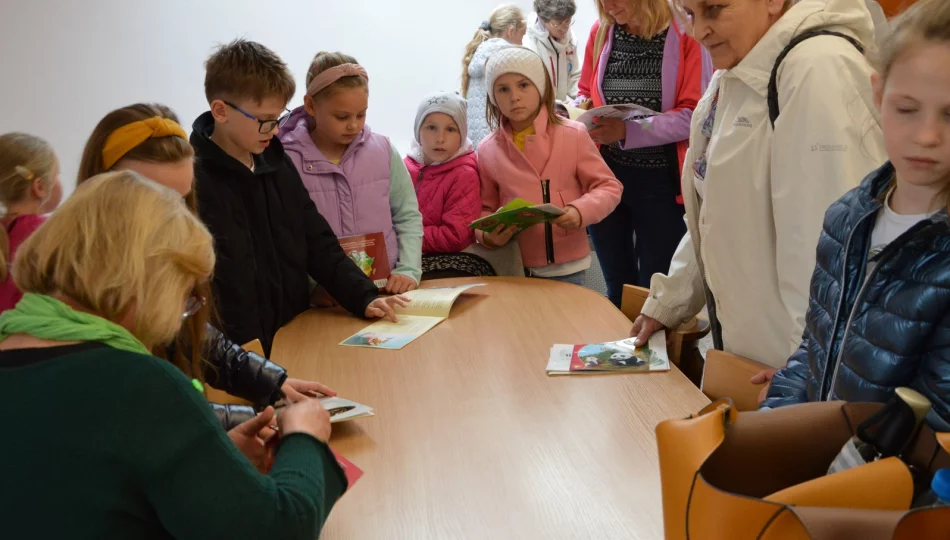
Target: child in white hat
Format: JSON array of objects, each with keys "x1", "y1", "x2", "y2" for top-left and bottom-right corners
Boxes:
[{"x1": 476, "y1": 46, "x2": 622, "y2": 286}]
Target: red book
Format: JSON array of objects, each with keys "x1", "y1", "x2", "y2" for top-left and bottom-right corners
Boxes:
[
  {"x1": 339, "y1": 232, "x2": 390, "y2": 288},
  {"x1": 330, "y1": 448, "x2": 364, "y2": 490}
]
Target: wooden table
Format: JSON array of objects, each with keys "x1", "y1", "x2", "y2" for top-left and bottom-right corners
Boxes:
[{"x1": 271, "y1": 277, "x2": 710, "y2": 539}]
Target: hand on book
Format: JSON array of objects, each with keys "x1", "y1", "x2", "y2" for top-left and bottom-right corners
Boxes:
[
  {"x1": 630, "y1": 314, "x2": 666, "y2": 346},
  {"x1": 282, "y1": 378, "x2": 337, "y2": 402},
  {"x1": 588, "y1": 116, "x2": 626, "y2": 145},
  {"x1": 483, "y1": 224, "x2": 518, "y2": 249},
  {"x1": 384, "y1": 274, "x2": 418, "y2": 295},
  {"x1": 365, "y1": 295, "x2": 411, "y2": 322},
  {"x1": 279, "y1": 399, "x2": 332, "y2": 443},
  {"x1": 553, "y1": 206, "x2": 582, "y2": 230}
]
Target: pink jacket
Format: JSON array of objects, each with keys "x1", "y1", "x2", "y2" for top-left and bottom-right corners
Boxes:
[
  {"x1": 0, "y1": 214, "x2": 46, "y2": 312},
  {"x1": 404, "y1": 151, "x2": 481, "y2": 254},
  {"x1": 476, "y1": 110, "x2": 622, "y2": 269}
]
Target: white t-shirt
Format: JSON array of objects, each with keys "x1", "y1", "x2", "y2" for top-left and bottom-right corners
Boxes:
[{"x1": 867, "y1": 190, "x2": 935, "y2": 275}]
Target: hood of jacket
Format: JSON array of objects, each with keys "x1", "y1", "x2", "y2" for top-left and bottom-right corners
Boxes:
[
  {"x1": 731, "y1": 0, "x2": 876, "y2": 94},
  {"x1": 469, "y1": 38, "x2": 512, "y2": 78}
]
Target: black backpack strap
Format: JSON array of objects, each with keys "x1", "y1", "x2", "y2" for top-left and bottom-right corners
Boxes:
[{"x1": 767, "y1": 30, "x2": 864, "y2": 128}]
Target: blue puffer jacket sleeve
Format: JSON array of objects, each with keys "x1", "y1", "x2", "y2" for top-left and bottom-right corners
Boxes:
[
  {"x1": 911, "y1": 312, "x2": 950, "y2": 426},
  {"x1": 762, "y1": 338, "x2": 810, "y2": 408}
]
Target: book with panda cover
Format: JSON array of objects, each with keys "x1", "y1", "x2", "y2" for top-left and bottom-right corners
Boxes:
[{"x1": 546, "y1": 332, "x2": 670, "y2": 375}]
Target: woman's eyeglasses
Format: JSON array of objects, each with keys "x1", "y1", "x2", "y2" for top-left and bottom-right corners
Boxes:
[
  {"x1": 546, "y1": 17, "x2": 575, "y2": 29},
  {"x1": 182, "y1": 294, "x2": 207, "y2": 320},
  {"x1": 224, "y1": 101, "x2": 292, "y2": 134}
]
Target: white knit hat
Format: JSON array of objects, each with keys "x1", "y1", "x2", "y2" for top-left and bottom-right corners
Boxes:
[
  {"x1": 484, "y1": 47, "x2": 549, "y2": 106},
  {"x1": 407, "y1": 91, "x2": 474, "y2": 164}
]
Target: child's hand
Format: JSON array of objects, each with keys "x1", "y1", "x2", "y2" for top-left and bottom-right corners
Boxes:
[
  {"x1": 483, "y1": 224, "x2": 518, "y2": 248},
  {"x1": 365, "y1": 295, "x2": 411, "y2": 322},
  {"x1": 751, "y1": 368, "x2": 779, "y2": 404},
  {"x1": 589, "y1": 116, "x2": 626, "y2": 145},
  {"x1": 385, "y1": 274, "x2": 418, "y2": 295},
  {"x1": 554, "y1": 206, "x2": 582, "y2": 230}
]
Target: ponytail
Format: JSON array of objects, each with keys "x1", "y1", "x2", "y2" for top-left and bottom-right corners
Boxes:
[
  {"x1": 461, "y1": 28, "x2": 492, "y2": 97},
  {"x1": 461, "y1": 4, "x2": 527, "y2": 97},
  {"x1": 0, "y1": 133, "x2": 58, "y2": 282}
]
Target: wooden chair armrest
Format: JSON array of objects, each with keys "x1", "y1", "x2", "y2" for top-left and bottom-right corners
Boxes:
[{"x1": 701, "y1": 350, "x2": 772, "y2": 412}]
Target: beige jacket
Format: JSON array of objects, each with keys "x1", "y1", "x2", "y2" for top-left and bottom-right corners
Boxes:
[{"x1": 641, "y1": 0, "x2": 887, "y2": 368}]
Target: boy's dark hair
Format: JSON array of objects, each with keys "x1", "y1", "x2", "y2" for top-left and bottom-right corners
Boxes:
[{"x1": 204, "y1": 39, "x2": 296, "y2": 105}]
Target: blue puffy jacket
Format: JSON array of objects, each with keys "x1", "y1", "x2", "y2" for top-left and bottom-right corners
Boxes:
[{"x1": 763, "y1": 163, "x2": 950, "y2": 428}]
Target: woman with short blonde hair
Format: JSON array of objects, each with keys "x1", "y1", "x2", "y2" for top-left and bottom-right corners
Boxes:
[
  {"x1": 0, "y1": 171, "x2": 346, "y2": 538},
  {"x1": 576, "y1": 0, "x2": 711, "y2": 305}
]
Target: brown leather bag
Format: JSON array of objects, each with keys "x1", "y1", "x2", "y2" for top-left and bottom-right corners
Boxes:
[{"x1": 656, "y1": 400, "x2": 950, "y2": 539}]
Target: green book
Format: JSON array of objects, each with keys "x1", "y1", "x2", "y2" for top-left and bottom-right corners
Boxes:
[{"x1": 469, "y1": 198, "x2": 565, "y2": 232}]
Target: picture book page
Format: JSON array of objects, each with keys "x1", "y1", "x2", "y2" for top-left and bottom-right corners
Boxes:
[
  {"x1": 396, "y1": 284, "x2": 484, "y2": 318},
  {"x1": 340, "y1": 315, "x2": 444, "y2": 350}
]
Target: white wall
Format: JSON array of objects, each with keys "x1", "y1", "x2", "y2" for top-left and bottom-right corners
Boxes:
[{"x1": 0, "y1": 0, "x2": 598, "y2": 195}]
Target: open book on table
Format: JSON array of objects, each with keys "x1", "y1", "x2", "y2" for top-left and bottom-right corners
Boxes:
[
  {"x1": 321, "y1": 396, "x2": 375, "y2": 423},
  {"x1": 545, "y1": 331, "x2": 670, "y2": 375},
  {"x1": 340, "y1": 283, "x2": 485, "y2": 350},
  {"x1": 469, "y1": 198, "x2": 564, "y2": 233}
]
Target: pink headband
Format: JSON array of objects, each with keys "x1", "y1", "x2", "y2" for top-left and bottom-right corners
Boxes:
[{"x1": 307, "y1": 63, "x2": 369, "y2": 96}]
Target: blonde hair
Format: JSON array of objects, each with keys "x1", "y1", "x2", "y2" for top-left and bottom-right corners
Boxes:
[
  {"x1": 0, "y1": 133, "x2": 58, "y2": 282},
  {"x1": 875, "y1": 0, "x2": 950, "y2": 212},
  {"x1": 14, "y1": 170, "x2": 214, "y2": 351},
  {"x1": 461, "y1": 4, "x2": 526, "y2": 97},
  {"x1": 595, "y1": 0, "x2": 673, "y2": 55},
  {"x1": 306, "y1": 51, "x2": 367, "y2": 100},
  {"x1": 486, "y1": 68, "x2": 564, "y2": 132}
]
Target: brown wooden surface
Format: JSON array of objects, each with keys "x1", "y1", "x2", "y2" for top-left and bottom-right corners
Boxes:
[{"x1": 271, "y1": 277, "x2": 710, "y2": 540}]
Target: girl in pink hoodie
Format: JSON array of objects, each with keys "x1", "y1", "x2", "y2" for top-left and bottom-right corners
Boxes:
[{"x1": 477, "y1": 47, "x2": 622, "y2": 285}]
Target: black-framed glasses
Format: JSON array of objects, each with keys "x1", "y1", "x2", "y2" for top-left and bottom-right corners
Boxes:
[
  {"x1": 224, "y1": 101, "x2": 292, "y2": 134},
  {"x1": 182, "y1": 294, "x2": 207, "y2": 321}
]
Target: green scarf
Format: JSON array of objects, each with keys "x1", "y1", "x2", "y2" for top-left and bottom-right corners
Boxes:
[{"x1": 0, "y1": 293, "x2": 150, "y2": 355}]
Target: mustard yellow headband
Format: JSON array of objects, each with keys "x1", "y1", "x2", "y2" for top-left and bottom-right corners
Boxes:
[{"x1": 101, "y1": 117, "x2": 188, "y2": 170}]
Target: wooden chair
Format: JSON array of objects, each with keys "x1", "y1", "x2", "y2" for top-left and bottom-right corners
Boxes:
[
  {"x1": 701, "y1": 350, "x2": 771, "y2": 412},
  {"x1": 204, "y1": 339, "x2": 264, "y2": 406},
  {"x1": 620, "y1": 284, "x2": 710, "y2": 385}
]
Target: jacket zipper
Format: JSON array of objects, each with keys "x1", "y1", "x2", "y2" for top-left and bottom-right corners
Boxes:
[
  {"x1": 823, "y1": 218, "x2": 934, "y2": 400},
  {"x1": 416, "y1": 167, "x2": 426, "y2": 184},
  {"x1": 817, "y1": 207, "x2": 879, "y2": 400},
  {"x1": 547, "y1": 37, "x2": 561, "y2": 89},
  {"x1": 695, "y1": 77, "x2": 724, "y2": 343}
]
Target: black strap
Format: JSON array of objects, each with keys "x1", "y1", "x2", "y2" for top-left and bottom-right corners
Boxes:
[{"x1": 767, "y1": 30, "x2": 864, "y2": 128}]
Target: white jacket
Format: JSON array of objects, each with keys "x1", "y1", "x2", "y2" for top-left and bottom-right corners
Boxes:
[
  {"x1": 641, "y1": 0, "x2": 886, "y2": 368},
  {"x1": 466, "y1": 38, "x2": 512, "y2": 149},
  {"x1": 522, "y1": 14, "x2": 580, "y2": 101}
]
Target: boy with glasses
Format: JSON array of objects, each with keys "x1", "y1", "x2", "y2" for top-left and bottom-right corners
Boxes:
[{"x1": 191, "y1": 39, "x2": 406, "y2": 355}]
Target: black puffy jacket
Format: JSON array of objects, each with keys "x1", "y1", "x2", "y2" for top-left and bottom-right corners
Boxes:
[
  {"x1": 191, "y1": 112, "x2": 378, "y2": 356},
  {"x1": 171, "y1": 324, "x2": 287, "y2": 431},
  {"x1": 764, "y1": 163, "x2": 950, "y2": 428},
  {"x1": 203, "y1": 324, "x2": 286, "y2": 406}
]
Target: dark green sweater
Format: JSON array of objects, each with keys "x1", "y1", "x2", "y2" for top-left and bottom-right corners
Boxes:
[{"x1": 0, "y1": 343, "x2": 346, "y2": 539}]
